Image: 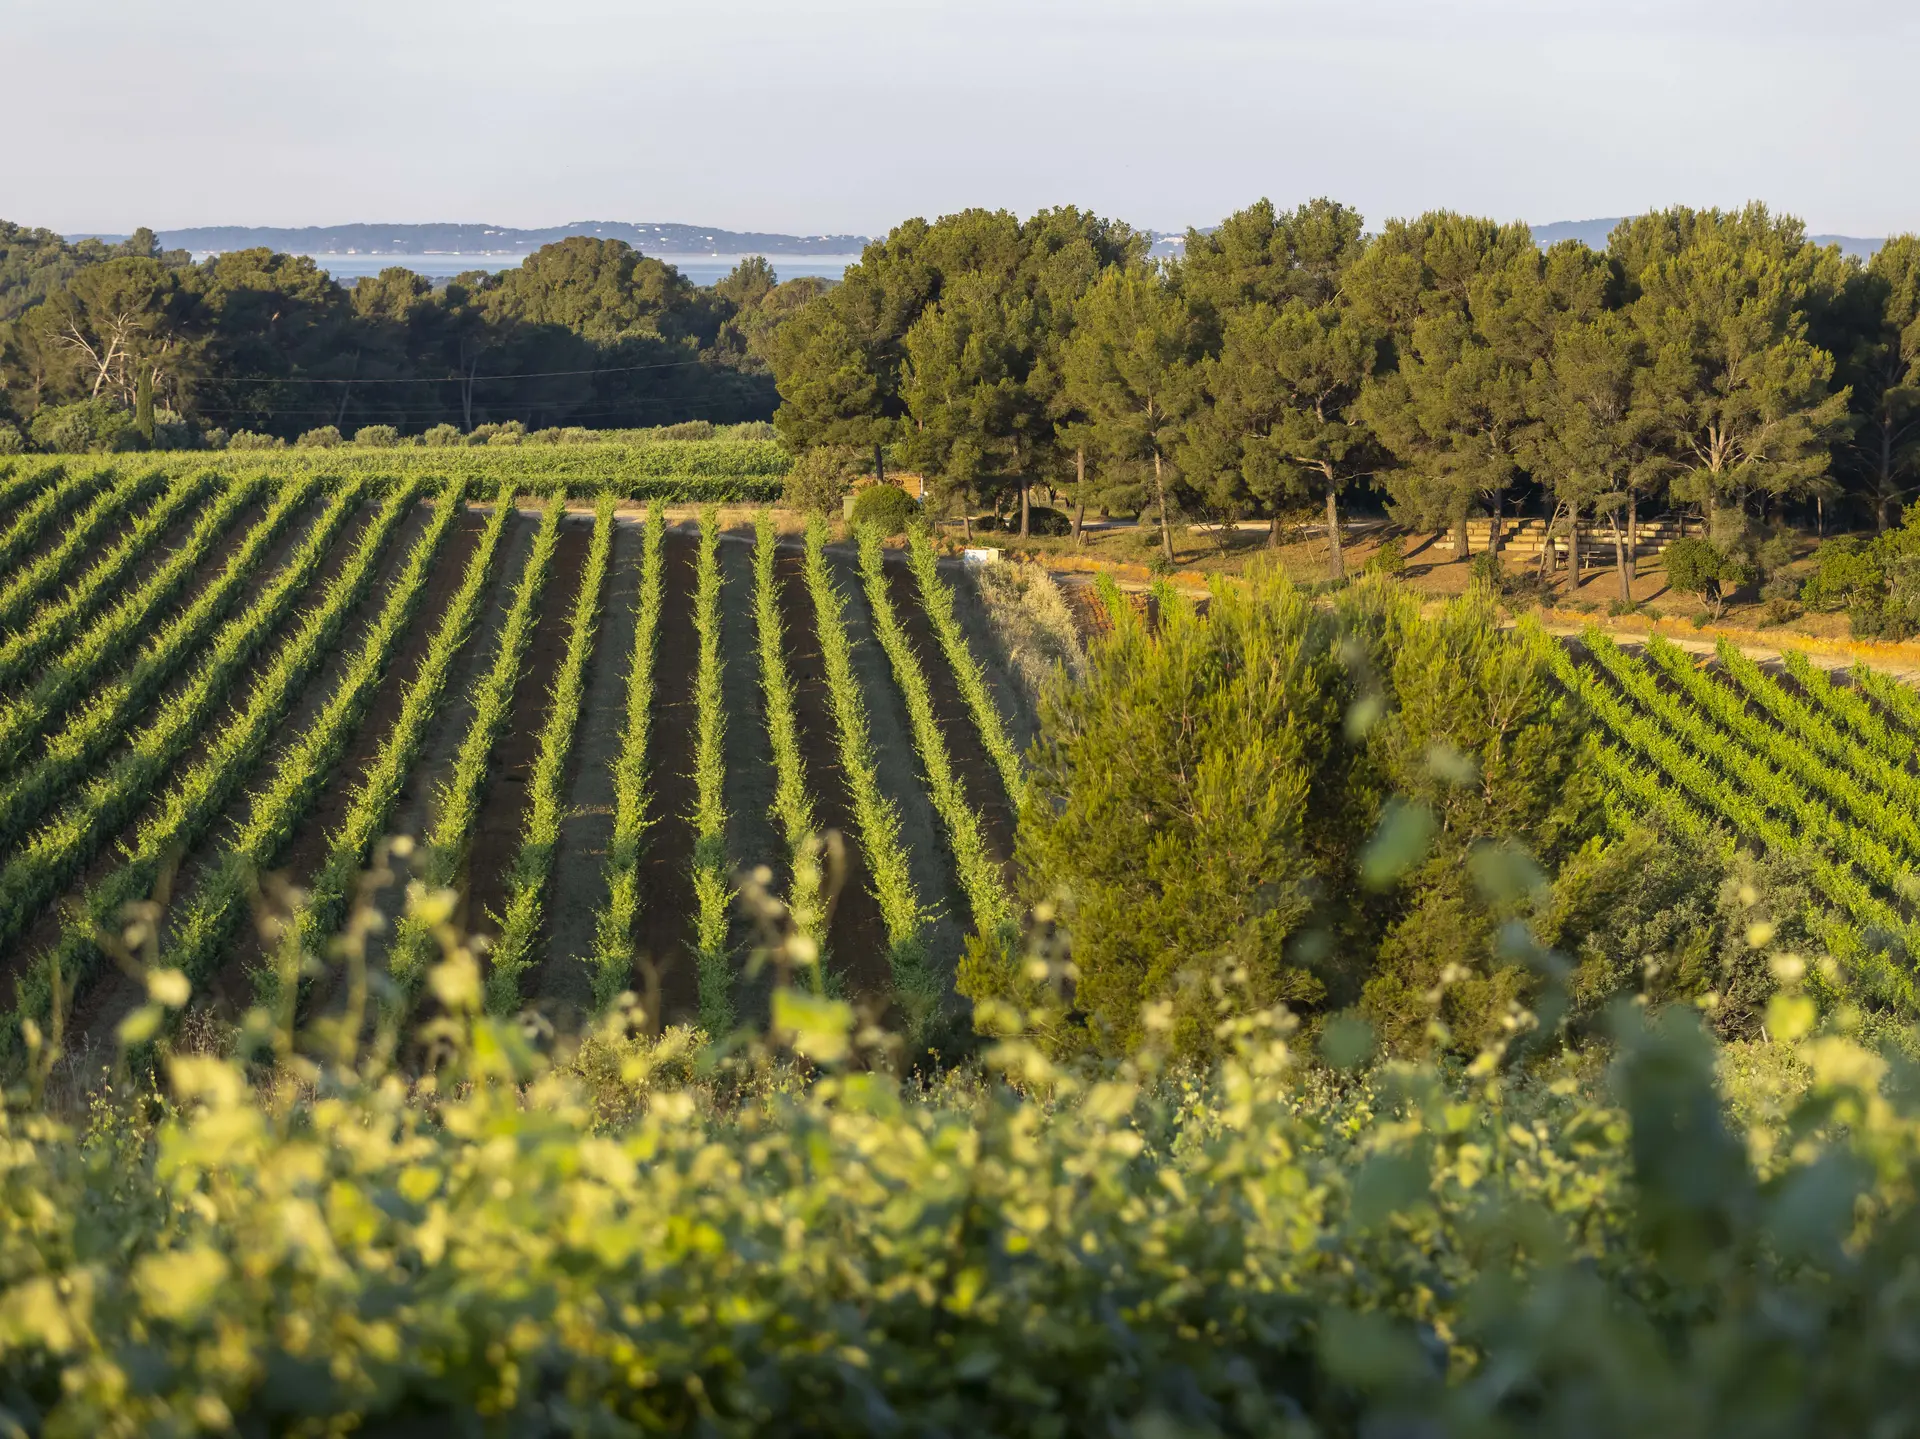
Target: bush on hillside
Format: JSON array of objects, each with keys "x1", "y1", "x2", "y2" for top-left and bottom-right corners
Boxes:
[
  {"x1": 849, "y1": 482, "x2": 919, "y2": 536},
  {"x1": 0, "y1": 422, "x2": 23, "y2": 455},
  {"x1": 295, "y1": 425, "x2": 343, "y2": 449},
  {"x1": 420, "y1": 423, "x2": 463, "y2": 447},
  {"x1": 226, "y1": 429, "x2": 286, "y2": 450},
  {"x1": 352, "y1": 424, "x2": 400, "y2": 448},
  {"x1": 28, "y1": 399, "x2": 135, "y2": 453}
]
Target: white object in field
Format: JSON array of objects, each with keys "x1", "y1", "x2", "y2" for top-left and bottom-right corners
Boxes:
[{"x1": 961, "y1": 548, "x2": 1001, "y2": 566}]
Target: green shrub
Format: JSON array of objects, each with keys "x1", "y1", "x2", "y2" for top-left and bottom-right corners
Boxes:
[
  {"x1": 1663, "y1": 536, "x2": 1738, "y2": 615},
  {"x1": 849, "y1": 482, "x2": 919, "y2": 536},
  {"x1": 1366, "y1": 535, "x2": 1407, "y2": 577},
  {"x1": 1804, "y1": 537, "x2": 1882, "y2": 609},
  {"x1": 352, "y1": 424, "x2": 400, "y2": 448},
  {"x1": 28, "y1": 400, "x2": 134, "y2": 453},
  {"x1": 783, "y1": 445, "x2": 862, "y2": 515},
  {"x1": 986, "y1": 570, "x2": 1613, "y2": 1061},
  {"x1": 420, "y1": 423, "x2": 463, "y2": 447},
  {"x1": 0, "y1": 422, "x2": 23, "y2": 455},
  {"x1": 1023, "y1": 505, "x2": 1072, "y2": 537},
  {"x1": 226, "y1": 429, "x2": 285, "y2": 451},
  {"x1": 295, "y1": 425, "x2": 343, "y2": 449}
]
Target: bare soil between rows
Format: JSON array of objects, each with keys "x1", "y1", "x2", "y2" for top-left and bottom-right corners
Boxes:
[
  {"x1": 465, "y1": 515, "x2": 595, "y2": 949},
  {"x1": 633, "y1": 527, "x2": 702, "y2": 1024}
]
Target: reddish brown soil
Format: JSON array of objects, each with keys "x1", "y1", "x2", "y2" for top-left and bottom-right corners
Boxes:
[
  {"x1": 633, "y1": 527, "x2": 703, "y2": 1023},
  {"x1": 464, "y1": 515, "x2": 595, "y2": 947},
  {"x1": 884, "y1": 559, "x2": 1018, "y2": 877},
  {"x1": 773, "y1": 551, "x2": 893, "y2": 1000},
  {"x1": 199, "y1": 508, "x2": 491, "y2": 1011}
]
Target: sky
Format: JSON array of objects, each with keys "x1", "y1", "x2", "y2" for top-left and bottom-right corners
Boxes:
[{"x1": 9, "y1": 0, "x2": 1918, "y2": 241}]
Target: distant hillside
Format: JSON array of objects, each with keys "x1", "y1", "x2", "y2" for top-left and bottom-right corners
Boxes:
[
  {"x1": 1532, "y1": 217, "x2": 1884, "y2": 259},
  {"x1": 68, "y1": 221, "x2": 870, "y2": 257}
]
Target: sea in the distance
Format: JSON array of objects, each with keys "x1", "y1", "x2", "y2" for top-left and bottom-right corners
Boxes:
[{"x1": 254, "y1": 252, "x2": 861, "y2": 285}]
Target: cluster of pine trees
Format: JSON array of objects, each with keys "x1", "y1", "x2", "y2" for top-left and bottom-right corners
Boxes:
[
  {"x1": 769, "y1": 202, "x2": 1920, "y2": 577},
  {"x1": 0, "y1": 227, "x2": 820, "y2": 443}
]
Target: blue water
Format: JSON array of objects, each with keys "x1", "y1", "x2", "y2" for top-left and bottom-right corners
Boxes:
[{"x1": 254, "y1": 252, "x2": 861, "y2": 285}]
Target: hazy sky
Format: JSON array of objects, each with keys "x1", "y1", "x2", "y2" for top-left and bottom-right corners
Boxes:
[{"x1": 10, "y1": 0, "x2": 1917, "y2": 239}]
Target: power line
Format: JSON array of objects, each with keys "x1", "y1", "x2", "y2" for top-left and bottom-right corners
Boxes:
[{"x1": 203, "y1": 356, "x2": 725, "y2": 386}]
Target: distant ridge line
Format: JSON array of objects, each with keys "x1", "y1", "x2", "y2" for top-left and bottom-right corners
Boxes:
[
  {"x1": 66, "y1": 221, "x2": 872, "y2": 257},
  {"x1": 1530, "y1": 216, "x2": 1884, "y2": 259}
]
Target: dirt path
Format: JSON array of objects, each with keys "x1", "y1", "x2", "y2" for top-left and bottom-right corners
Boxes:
[
  {"x1": 634, "y1": 526, "x2": 702, "y2": 1023},
  {"x1": 534, "y1": 516, "x2": 644, "y2": 1016},
  {"x1": 464, "y1": 514, "x2": 594, "y2": 948},
  {"x1": 831, "y1": 550, "x2": 967, "y2": 987},
  {"x1": 773, "y1": 552, "x2": 892, "y2": 998},
  {"x1": 884, "y1": 562, "x2": 1018, "y2": 875}
]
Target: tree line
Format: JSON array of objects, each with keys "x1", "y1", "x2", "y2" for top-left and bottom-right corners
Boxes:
[
  {"x1": 768, "y1": 200, "x2": 1920, "y2": 584},
  {"x1": 0, "y1": 225, "x2": 824, "y2": 445}
]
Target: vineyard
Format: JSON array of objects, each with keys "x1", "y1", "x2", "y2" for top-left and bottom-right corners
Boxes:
[
  {"x1": 0, "y1": 457, "x2": 1030, "y2": 1064},
  {"x1": 1533, "y1": 619, "x2": 1920, "y2": 1008}
]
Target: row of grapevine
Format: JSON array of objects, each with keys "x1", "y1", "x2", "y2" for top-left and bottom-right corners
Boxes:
[
  {"x1": 0, "y1": 469, "x2": 216, "y2": 693},
  {"x1": 1580, "y1": 630, "x2": 1916, "y2": 908},
  {"x1": 1, "y1": 482, "x2": 424, "y2": 1062},
  {"x1": 1853, "y1": 660, "x2": 1920, "y2": 739},
  {"x1": 0, "y1": 477, "x2": 335, "y2": 852},
  {"x1": 588, "y1": 506, "x2": 665, "y2": 1011},
  {"x1": 1533, "y1": 627, "x2": 1916, "y2": 1001},
  {"x1": 855, "y1": 526, "x2": 1013, "y2": 943},
  {"x1": 801, "y1": 520, "x2": 934, "y2": 1022},
  {"x1": 163, "y1": 481, "x2": 467, "y2": 999},
  {"x1": 289, "y1": 484, "x2": 517, "y2": 981},
  {"x1": 0, "y1": 461, "x2": 58, "y2": 523},
  {"x1": 751, "y1": 514, "x2": 827, "y2": 978},
  {"x1": 1713, "y1": 639, "x2": 1920, "y2": 818},
  {"x1": 0, "y1": 466, "x2": 165, "y2": 638},
  {"x1": 484, "y1": 500, "x2": 615, "y2": 1014},
  {"x1": 5, "y1": 442, "x2": 793, "y2": 502},
  {"x1": 0, "y1": 465, "x2": 108, "y2": 576},
  {"x1": 387, "y1": 498, "x2": 563, "y2": 997},
  {"x1": 904, "y1": 527, "x2": 1027, "y2": 812},
  {"x1": 1779, "y1": 651, "x2": 1908, "y2": 768},
  {"x1": 1635, "y1": 636, "x2": 1920, "y2": 868},
  {"x1": 689, "y1": 509, "x2": 733, "y2": 1031}
]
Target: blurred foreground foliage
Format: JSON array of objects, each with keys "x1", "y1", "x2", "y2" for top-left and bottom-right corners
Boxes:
[{"x1": 5, "y1": 871, "x2": 1920, "y2": 1435}]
